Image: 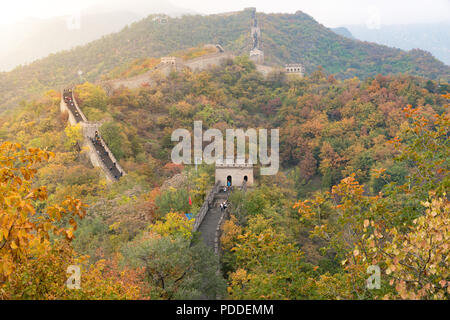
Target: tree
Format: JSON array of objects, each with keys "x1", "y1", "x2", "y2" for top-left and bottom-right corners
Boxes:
[
  {"x1": 99, "y1": 122, "x2": 129, "y2": 160},
  {"x1": 224, "y1": 215, "x2": 316, "y2": 299},
  {"x1": 298, "y1": 149, "x2": 317, "y2": 182},
  {"x1": 123, "y1": 213, "x2": 226, "y2": 300},
  {"x1": 64, "y1": 123, "x2": 83, "y2": 150},
  {"x1": 365, "y1": 195, "x2": 449, "y2": 299},
  {"x1": 0, "y1": 142, "x2": 137, "y2": 299},
  {"x1": 149, "y1": 212, "x2": 193, "y2": 240},
  {"x1": 294, "y1": 99, "x2": 449, "y2": 299},
  {"x1": 0, "y1": 142, "x2": 84, "y2": 283},
  {"x1": 75, "y1": 82, "x2": 108, "y2": 111},
  {"x1": 155, "y1": 188, "x2": 190, "y2": 217}
]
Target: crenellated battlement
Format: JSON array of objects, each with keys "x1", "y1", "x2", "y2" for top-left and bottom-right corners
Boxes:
[{"x1": 285, "y1": 63, "x2": 305, "y2": 77}]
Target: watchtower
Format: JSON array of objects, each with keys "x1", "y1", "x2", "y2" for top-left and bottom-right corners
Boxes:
[
  {"x1": 248, "y1": 8, "x2": 264, "y2": 65},
  {"x1": 152, "y1": 16, "x2": 169, "y2": 24},
  {"x1": 285, "y1": 63, "x2": 305, "y2": 77},
  {"x1": 161, "y1": 56, "x2": 178, "y2": 66},
  {"x1": 250, "y1": 48, "x2": 264, "y2": 64},
  {"x1": 215, "y1": 159, "x2": 254, "y2": 187}
]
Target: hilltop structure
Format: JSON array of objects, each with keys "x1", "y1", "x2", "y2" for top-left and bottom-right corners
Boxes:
[
  {"x1": 160, "y1": 56, "x2": 178, "y2": 65},
  {"x1": 248, "y1": 7, "x2": 264, "y2": 65},
  {"x1": 98, "y1": 8, "x2": 306, "y2": 94},
  {"x1": 152, "y1": 15, "x2": 169, "y2": 24},
  {"x1": 247, "y1": 8, "x2": 304, "y2": 78},
  {"x1": 99, "y1": 45, "x2": 233, "y2": 93}
]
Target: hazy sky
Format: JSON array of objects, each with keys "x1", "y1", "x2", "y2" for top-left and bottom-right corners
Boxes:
[{"x1": 1, "y1": 0, "x2": 449, "y2": 27}]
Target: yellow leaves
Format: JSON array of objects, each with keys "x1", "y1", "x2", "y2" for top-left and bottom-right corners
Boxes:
[
  {"x1": 363, "y1": 219, "x2": 370, "y2": 228},
  {"x1": 1, "y1": 227, "x2": 8, "y2": 240},
  {"x1": 22, "y1": 203, "x2": 35, "y2": 215},
  {"x1": 46, "y1": 206, "x2": 62, "y2": 221},
  {"x1": 64, "y1": 123, "x2": 83, "y2": 149},
  {"x1": 0, "y1": 255, "x2": 14, "y2": 278},
  {"x1": 65, "y1": 228, "x2": 74, "y2": 240},
  {"x1": 10, "y1": 241, "x2": 18, "y2": 250},
  {"x1": 0, "y1": 141, "x2": 88, "y2": 284},
  {"x1": 221, "y1": 215, "x2": 242, "y2": 252},
  {"x1": 19, "y1": 167, "x2": 31, "y2": 180},
  {"x1": 32, "y1": 186, "x2": 48, "y2": 201},
  {"x1": 149, "y1": 212, "x2": 193, "y2": 240},
  {"x1": 3, "y1": 196, "x2": 13, "y2": 207},
  {"x1": 360, "y1": 194, "x2": 449, "y2": 299},
  {"x1": 108, "y1": 221, "x2": 120, "y2": 231},
  {"x1": 232, "y1": 268, "x2": 249, "y2": 282}
]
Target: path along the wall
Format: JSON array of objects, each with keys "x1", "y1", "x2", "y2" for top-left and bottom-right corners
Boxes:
[
  {"x1": 195, "y1": 181, "x2": 248, "y2": 254},
  {"x1": 98, "y1": 51, "x2": 235, "y2": 94},
  {"x1": 61, "y1": 88, "x2": 125, "y2": 182},
  {"x1": 197, "y1": 188, "x2": 229, "y2": 251}
]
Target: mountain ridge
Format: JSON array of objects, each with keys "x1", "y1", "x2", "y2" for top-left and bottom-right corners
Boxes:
[
  {"x1": 0, "y1": 9, "x2": 448, "y2": 112},
  {"x1": 345, "y1": 23, "x2": 450, "y2": 66}
]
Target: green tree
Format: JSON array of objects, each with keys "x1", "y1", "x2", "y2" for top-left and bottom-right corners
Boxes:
[{"x1": 122, "y1": 235, "x2": 226, "y2": 299}]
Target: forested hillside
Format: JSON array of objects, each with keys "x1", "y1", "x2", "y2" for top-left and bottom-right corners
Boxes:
[
  {"x1": 1, "y1": 56, "x2": 448, "y2": 299},
  {"x1": 1, "y1": 9, "x2": 448, "y2": 112}
]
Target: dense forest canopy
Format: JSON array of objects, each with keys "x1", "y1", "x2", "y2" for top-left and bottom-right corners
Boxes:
[{"x1": 1, "y1": 53, "x2": 448, "y2": 299}]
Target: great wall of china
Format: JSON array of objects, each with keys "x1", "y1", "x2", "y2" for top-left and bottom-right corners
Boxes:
[
  {"x1": 96, "y1": 8, "x2": 304, "y2": 95},
  {"x1": 61, "y1": 89, "x2": 126, "y2": 182},
  {"x1": 98, "y1": 45, "x2": 235, "y2": 94},
  {"x1": 58, "y1": 7, "x2": 297, "y2": 258}
]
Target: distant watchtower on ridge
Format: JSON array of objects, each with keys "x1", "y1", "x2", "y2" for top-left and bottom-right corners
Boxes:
[
  {"x1": 248, "y1": 7, "x2": 264, "y2": 65},
  {"x1": 285, "y1": 63, "x2": 305, "y2": 77}
]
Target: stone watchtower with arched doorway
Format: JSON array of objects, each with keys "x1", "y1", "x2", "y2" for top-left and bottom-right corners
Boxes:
[{"x1": 215, "y1": 161, "x2": 254, "y2": 187}]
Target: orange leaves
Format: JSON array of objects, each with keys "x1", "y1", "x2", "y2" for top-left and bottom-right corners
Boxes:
[
  {"x1": 402, "y1": 104, "x2": 416, "y2": 118},
  {"x1": 1, "y1": 141, "x2": 134, "y2": 299},
  {"x1": 293, "y1": 199, "x2": 310, "y2": 210},
  {"x1": 65, "y1": 228, "x2": 74, "y2": 240},
  {"x1": 0, "y1": 141, "x2": 87, "y2": 285},
  {"x1": 372, "y1": 167, "x2": 387, "y2": 180},
  {"x1": 31, "y1": 186, "x2": 48, "y2": 201},
  {"x1": 293, "y1": 199, "x2": 317, "y2": 221},
  {"x1": 332, "y1": 173, "x2": 364, "y2": 199}
]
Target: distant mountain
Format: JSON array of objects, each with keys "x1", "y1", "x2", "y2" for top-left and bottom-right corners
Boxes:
[
  {"x1": 1, "y1": 9, "x2": 449, "y2": 112},
  {"x1": 346, "y1": 23, "x2": 450, "y2": 65},
  {"x1": 87, "y1": 0, "x2": 192, "y2": 16},
  {"x1": 0, "y1": 12, "x2": 141, "y2": 71},
  {"x1": 0, "y1": 0, "x2": 193, "y2": 72},
  {"x1": 331, "y1": 27, "x2": 354, "y2": 39}
]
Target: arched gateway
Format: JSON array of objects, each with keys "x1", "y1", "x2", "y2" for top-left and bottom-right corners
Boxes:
[{"x1": 215, "y1": 162, "x2": 254, "y2": 187}]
